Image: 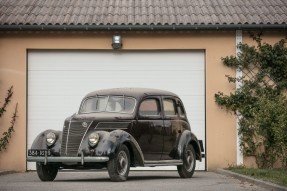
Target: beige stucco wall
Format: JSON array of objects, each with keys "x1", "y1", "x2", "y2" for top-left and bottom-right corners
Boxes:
[
  {"x1": 242, "y1": 31, "x2": 286, "y2": 168},
  {"x1": 0, "y1": 30, "x2": 283, "y2": 172}
]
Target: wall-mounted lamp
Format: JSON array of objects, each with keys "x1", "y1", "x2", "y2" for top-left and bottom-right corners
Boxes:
[{"x1": 112, "y1": 35, "x2": 122, "y2": 50}]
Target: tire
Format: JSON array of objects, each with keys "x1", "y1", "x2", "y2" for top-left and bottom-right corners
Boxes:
[
  {"x1": 36, "y1": 162, "x2": 58, "y2": 181},
  {"x1": 107, "y1": 144, "x2": 130, "y2": 182},
  {"x1": 177, "y1": 144, "x2": 196, "y2": 178}
]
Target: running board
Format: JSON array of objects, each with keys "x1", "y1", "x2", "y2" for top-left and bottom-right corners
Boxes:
[{"x1": 144, "y1": 160, "x2": 183, "y2": 167}]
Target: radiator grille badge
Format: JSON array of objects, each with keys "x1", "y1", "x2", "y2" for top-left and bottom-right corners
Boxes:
[{"x1": 82, "y1": 122, "x2": 88, "y2": 128}]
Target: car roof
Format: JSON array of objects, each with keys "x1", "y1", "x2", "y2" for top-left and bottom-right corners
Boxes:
[{"x1": 83, "y1": 88, "x2": 179, "y2": 100}]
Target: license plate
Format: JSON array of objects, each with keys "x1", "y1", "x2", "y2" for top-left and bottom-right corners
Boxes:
[{"x1": 28, "y1": 149, "x2": 51, "y2": 156}]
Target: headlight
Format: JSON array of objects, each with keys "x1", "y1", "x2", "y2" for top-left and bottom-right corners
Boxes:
[
  {"x1": 88, "y1": 133, "x2": 100, "y2": 147},
  {"x1": 46, "y1": 132, "x2": 56, "y2": 146}
]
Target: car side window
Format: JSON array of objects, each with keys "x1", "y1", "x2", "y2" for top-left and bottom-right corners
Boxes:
[
  {"x1": 163, "y1": 98, "x2": 176, "y2": 116},
  {"x1": 139, "y1": 99, "x2": 160, "y2": 116},
  {"x1": 177, "y1": 101, "x2": 186, "y2": 118}
]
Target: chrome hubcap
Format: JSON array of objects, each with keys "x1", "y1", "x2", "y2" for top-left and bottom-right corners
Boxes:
[
  {"x1": 117, "y1": 151, "x2": 128, "y2": 175},
  {"x1": 185, "y1": 149, "x2": 195, "y2": 172}
]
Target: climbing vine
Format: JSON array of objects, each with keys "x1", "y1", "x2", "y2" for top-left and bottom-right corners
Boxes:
[
  {"x1": 0, "y1": 86, "x2": 18, "y2": 151},
  {"x1": 215, "y1": 34, "x2": 287, "y2": 169}
]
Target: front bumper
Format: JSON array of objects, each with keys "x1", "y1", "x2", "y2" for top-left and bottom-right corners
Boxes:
[{"x1": 27, "y1": 155, "x2": 109, "y2": 165}]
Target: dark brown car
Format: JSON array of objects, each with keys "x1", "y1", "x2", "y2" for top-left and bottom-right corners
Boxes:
[{"x1": 27, "y1": 88, "x2": 204, "y2": 182}]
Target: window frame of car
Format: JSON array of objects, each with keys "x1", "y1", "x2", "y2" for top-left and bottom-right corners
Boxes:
[
  {"x1": 162, "y1": 96, "x2": 178, "y2": 120},
  {"x1": 176, "y1": 98, "x2": 187, "y2": 120},
  {"x1": 137, "y1": 96, "x2": 163, "y2": 120},
  {"x1": 79, "y1": 95, "x2": 137, "y2": 114}
]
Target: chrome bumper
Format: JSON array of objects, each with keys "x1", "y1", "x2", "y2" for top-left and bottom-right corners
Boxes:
[{"x1": 27, "y1": 156, "x2": 109, "y2": 165}]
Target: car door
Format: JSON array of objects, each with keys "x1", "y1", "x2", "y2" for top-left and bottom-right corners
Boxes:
[
  {"x1": 133, "y1": 97, "x2": 164, "y2": 161},
  {"x1": 161, "y1": 97, "x2": 182, "y2": 160}
]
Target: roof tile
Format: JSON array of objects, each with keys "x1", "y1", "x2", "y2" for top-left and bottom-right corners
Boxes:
[
  {"x1": 0, "y1": 0, "x2": 286, "y2": 26},
  {"x1": 127, "y1": 14, "x2": 133, "y2": 24}
]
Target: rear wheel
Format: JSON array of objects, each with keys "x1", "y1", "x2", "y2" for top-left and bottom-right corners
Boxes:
[
  {"x1": 36, "y1": 162, "x2": 58, "y2": 181},
  {"x1": 177, "y1": 144, "x2": 196, "y2": 178},
  {"x1": 107, "y1": 144, "x2": 130, "y2": 182}
]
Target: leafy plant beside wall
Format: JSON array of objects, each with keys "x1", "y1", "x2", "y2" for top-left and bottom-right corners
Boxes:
[
  {"x1": 0, "y1": 86, "x2": 18, "y2": 151},
  {"x1": 215, "y1": 35, "x2": 287, "y2": 169}
]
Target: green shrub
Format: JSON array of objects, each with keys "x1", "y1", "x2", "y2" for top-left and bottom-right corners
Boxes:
[{"x1": 215, "y1": 35, "x2": 287, "y2": 169}]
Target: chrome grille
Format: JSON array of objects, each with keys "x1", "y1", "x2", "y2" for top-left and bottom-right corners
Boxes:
[
  {"x1": 60, "y1": 121, "x2": 69, "y2": 155},
  {"x1": 61, "y1": 120, "x2": 91, "y2": 156}
]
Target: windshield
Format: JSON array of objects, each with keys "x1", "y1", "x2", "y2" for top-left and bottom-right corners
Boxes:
[{"x1": 80, "y1": 96, "x2": 136, "y2": 114}]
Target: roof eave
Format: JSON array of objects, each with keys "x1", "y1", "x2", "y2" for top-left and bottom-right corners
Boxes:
[{"x1": 0, "y1": 24, "x2": 286, "y2": 31}]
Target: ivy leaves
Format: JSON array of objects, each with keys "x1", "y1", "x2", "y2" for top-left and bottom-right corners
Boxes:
[
  {"x1": 0, "y1": 86, "x2": 18, "y2": 151},
  {"x1": 215, "y1": 36, "x2": 287, "y2": 169},
  {"x1": 259, "y1": 40, "x2": 287, "y2": 89}
]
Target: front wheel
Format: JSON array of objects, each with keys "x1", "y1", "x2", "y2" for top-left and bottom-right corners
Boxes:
[
  {"x1": 107, "y1": 144, "x2": 130, "y2": 182},
  {"x1": 177, "y1": 144, "x2": 196, "y2": 178},
  {"x1": 36, "y1": 162, "x2": 58, "y2": 181}
]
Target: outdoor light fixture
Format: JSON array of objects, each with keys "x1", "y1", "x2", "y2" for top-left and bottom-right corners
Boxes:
[{"x1": 112, "y1": 35, "x2": 122, "y2": 49}]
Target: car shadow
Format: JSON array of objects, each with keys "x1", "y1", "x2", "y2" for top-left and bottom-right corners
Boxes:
[
  {"x1": 55, "y1": 177, "x2": 178, "y2": 182},
  {"x1": 54, "y1": 174, "x2": 201, "y2": 182}
]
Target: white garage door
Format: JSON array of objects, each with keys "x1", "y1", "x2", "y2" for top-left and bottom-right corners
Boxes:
[{"x1": 27, "y1": 50, "x2": 206, "y2": 171}]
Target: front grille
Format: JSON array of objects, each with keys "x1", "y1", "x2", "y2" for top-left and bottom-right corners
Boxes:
[
  {"x1": 61, "y1": 121, "x2": 69, "y2": 155},
  {"x1": 61, "y1": 120, "x2": 91, "y2": 156}
]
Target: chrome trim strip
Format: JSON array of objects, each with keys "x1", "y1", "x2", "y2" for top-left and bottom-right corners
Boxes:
[
  {"x1": 96, "y1": 128, "x2": 128, "y2": 130},
  {"x1": 104, "y1": 95, "x2": 110, "y2": 111},
  {"x1": 94, "y1": 122, "x2": 130, "y2": 130},
  {"x1": 144, "y1": 160, "x2": 183, "y2": 167},
  {"x1": 27, "y1": 156, "x2": 109, "y2": 163},
  {"x1": 77, "y1": 121, "x2": 93, "y2": 154},
  {"x1": 65, "y1": 119, "x2": 72, "y2": 155}
]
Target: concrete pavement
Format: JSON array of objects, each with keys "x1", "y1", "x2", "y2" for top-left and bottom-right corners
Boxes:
[{"x1": 0, "y1": 170, "x2": 267, "y2": 191}]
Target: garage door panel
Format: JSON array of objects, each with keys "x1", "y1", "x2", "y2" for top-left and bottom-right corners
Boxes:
[
  {"x1": 28, "y1": 71, "x2": 204, "y2": 96},
  {"x1": 29, "y1": 63, "x2": 204, "y2": 71},
  {"x1": 27, "y1": 119, "x2": 65, "y2": 147},
  {"x1": 28, "y1": 96, "x2": 80, "y2": 119},
  {"x1": 180, "y1": 96, "x2": 205, "y2": 121},
  {"x1": 28, "y1": 50, "x2": 206, "y2": 170},
  {"x1": 29, "y1": 51, "x2": 205, "y2": 71},
  {"x1": 189, "y1": 120, "x2": 205, "y2": 140}
]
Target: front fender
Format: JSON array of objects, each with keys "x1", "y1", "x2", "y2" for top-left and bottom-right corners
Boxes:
[
  {"x1": 30, "y1": 130, "x2": 62, "y2": 156},
  {"x1": 177, "y1": 130, "x2": 203, "y2": 161},
  {"x1": 80, "y1": 130, "x2": 144, "y2": 166}
]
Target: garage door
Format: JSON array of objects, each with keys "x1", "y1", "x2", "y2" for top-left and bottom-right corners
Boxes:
[{"x1": 27, "y1": 50, "x2": 206, "y2": 171}]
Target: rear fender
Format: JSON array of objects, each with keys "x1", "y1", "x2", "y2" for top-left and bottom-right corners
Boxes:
[{"x1": 177, "y1": 130, "x2": 202, "y2": 161}]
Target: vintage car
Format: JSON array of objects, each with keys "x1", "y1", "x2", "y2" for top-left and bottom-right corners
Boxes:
[{"x1": 27, "y1": 88, "x2": 204, "y2": 182}]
